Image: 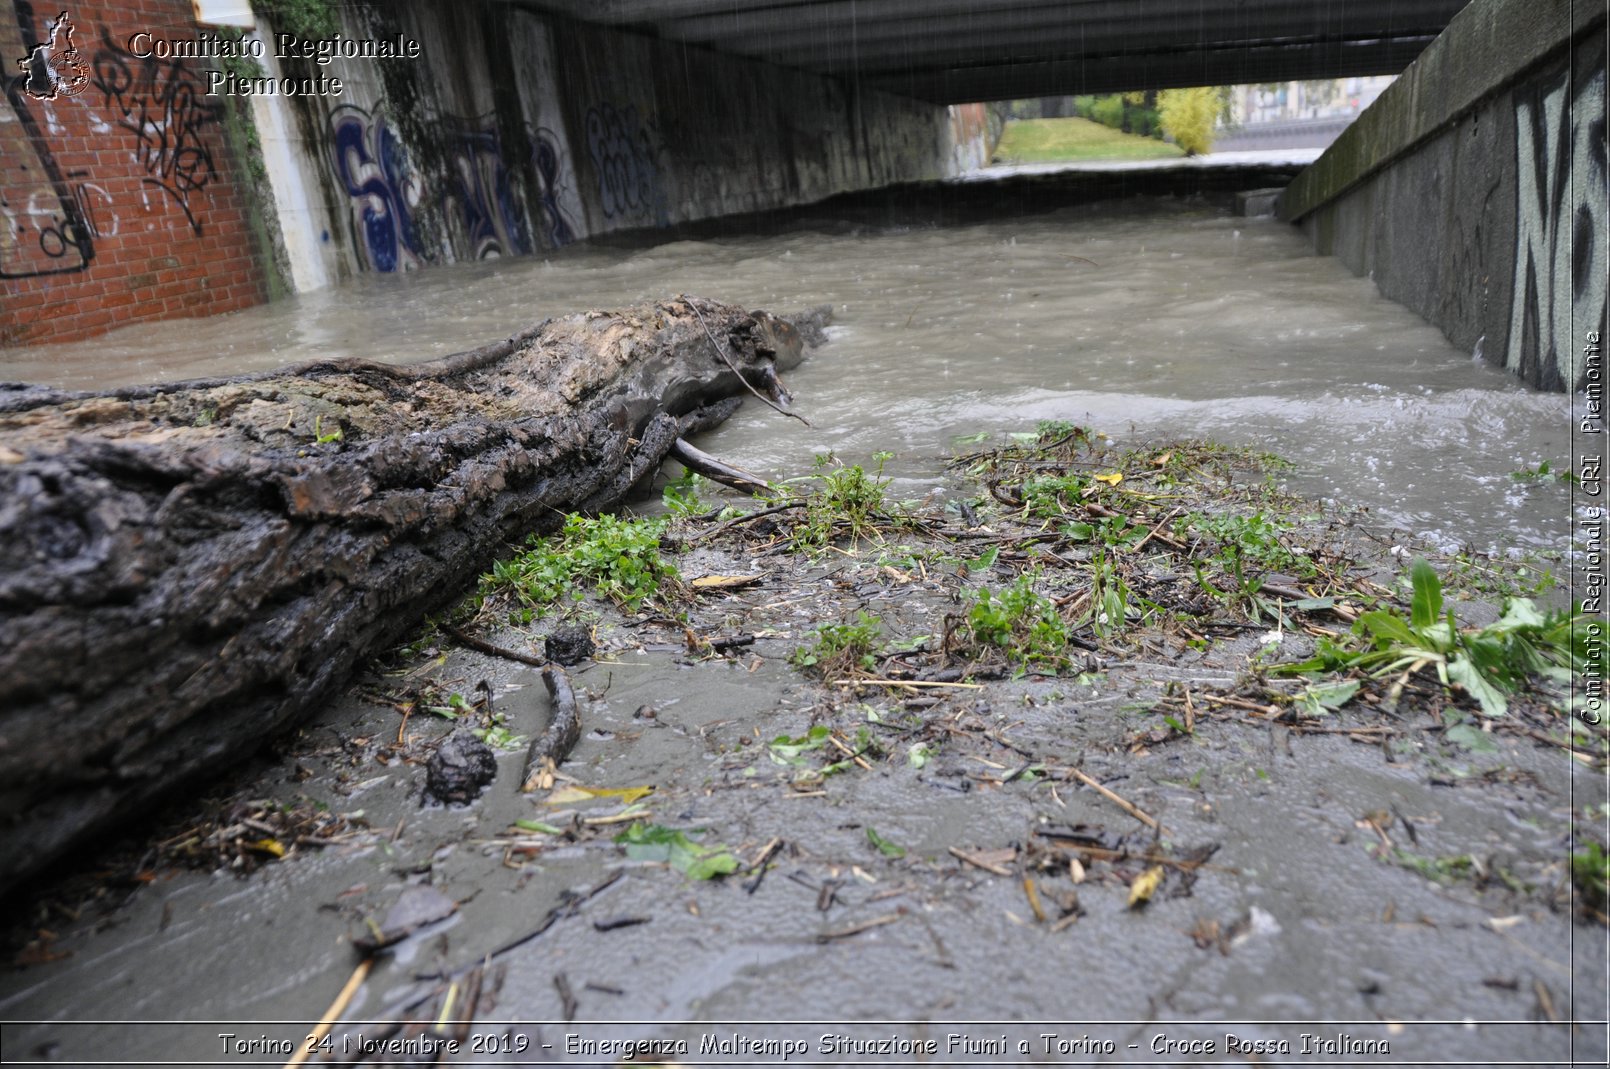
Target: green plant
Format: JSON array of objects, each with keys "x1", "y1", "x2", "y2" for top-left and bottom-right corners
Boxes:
[
  {"x1": 1157, "y1": 86, "x2": 1221, "y2": 155},
  {"x1": 1082, "y1": 547, "x2": 1138, "y2": 637},
  {"x1": 480, "y1": 513, "x2": 678, "y2": 617},
  {"x1": 1062, "y1": 513, "x2": 1145, "y2": 550},
  {"x1": 1278, "y1": 559, "x2": 1598, "y2": 717},
  {"x1": 1392, "y1": 849, "x2": 1475, "y2": 884},
  {"x1": 1180, "y1": 510, "x2": 1317, "y2": 577},
  {"x1": 1510, "y1": 460, "x2": 1577, "y2": 484},
  {"x1": 251, "y1": 0, "x2": 340, "y2": 38},
  {"x1": 425, "y1": 692, "x2": 476, "y2": 719},
  {"x1": 961, "y1": 574, "x2": 1072, "y2": 669},
  {"x1": 1035, "y1": 419, "x2": 1086, "y2": 444},
  {"x1": 790, "y1": 452, "x2": 899, "y2": 550},
  {"x1": 791, "y1": 611, "x2": 883, "y2": 676},
  {"x1": 1021, "y1": 472, "x2": 1093, "y2": 518},
  {"x1": 1441, "y1": 549, "x2": 1557, "y2": 600},
  {"x1": 312, "y1": 414, "x2": 342, "y2": 444},
  {"x1": 1572, "y1": 842, "x2": 1609, "y2": 910},
  {"x1": 661, "y1": 470, "x2": 707, "y2": 517},
  {"x1": 1088, "y1": 94, "x2": 1125, "y2": 130},
  {"x1": 615, "y1": 822, "x2": 738, "y2": 880},
  {"x1": 865, "y1": 826, "x2": 907, "y2": 859}
]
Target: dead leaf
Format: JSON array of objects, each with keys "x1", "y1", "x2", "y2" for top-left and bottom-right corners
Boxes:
[
  {"x1": 1127, "y1": 865, "x2": 1164, "y2": 909},
  {"x1": 546, "y1": 785, "x2": 654, "y2": 806},
  {"x1": 690, "y1": 574, "x2": 765, "y2": 592},
  {"x1": 246, "y1": 837, "x2": 286, "y2": 858}
]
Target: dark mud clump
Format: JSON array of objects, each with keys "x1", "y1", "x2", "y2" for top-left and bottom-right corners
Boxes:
[
  {"x1": 545, "y1": 625, "x2": 596, "y2": 666},
  {"x1": 424, "y1": 728, "x2": 497, "y2": 804}
]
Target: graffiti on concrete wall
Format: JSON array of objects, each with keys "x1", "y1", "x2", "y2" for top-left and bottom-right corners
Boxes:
[
  {"x1": 531, "y1": 127, "x2": 577, "y2": 247},
  {"x1": 446, "y1": 119, "x2": 531, "y2": 260},
  {"x1": 584, "y1": 101, "x2": 666, "y2": 225},
  {"x1": 330, "y1": 104, "x2": 427, "y2": 272},
  {"x1": 1507, "y1": 56, "x2": 1607, "y2": 391},
  {"x1": 330, "y1": 105, "x2": 578, "y2": 273},
  {"x1": 90, "y1": 31, "x2": 218, "y2": 236}
]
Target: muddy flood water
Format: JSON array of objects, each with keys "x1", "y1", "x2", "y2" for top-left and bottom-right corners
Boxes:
[{"x1": 2, "y1": 196, "x2": 1603, "y2": 1066}]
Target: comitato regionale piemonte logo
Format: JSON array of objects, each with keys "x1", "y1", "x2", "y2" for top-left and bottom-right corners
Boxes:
[{"x1": 16, "y1": 9, "x2": 90, "y2": 101}]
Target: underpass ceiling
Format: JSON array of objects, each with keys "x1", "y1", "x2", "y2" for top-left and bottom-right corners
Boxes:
[{"x1": 511, "y1": 0, "x2": 1473, "y2": 103}]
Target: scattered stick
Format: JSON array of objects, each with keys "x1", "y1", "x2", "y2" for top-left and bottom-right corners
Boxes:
[
  {"x1": 669, "y1": 437, "x2": 775, "y2": 495},
  {"x1": 553, "y1": 972, "x2": 578, "y2": 1023},
  {"x1": 949, "y1": 846, "x2": 1012, "y2": 877},
  {"x1": 1200, "y1": 693, "x2": 1283, "y2": 717},
  {"x1": 1063, "y1": 768, "x2": 1162, "y2": 832},
  {"x1": 1129, "y1": 507, "x2": 1185, "y2": 553},
  {"x1": 816, "y1": 912, "x2": 902, "y2": 942},
  {"x1": 686, "y1": 501, "x2": 806, "y2": 543},
  {"x1": 283, "y1": 957, "x2": 372, "y2": 1068},
  {"x1": 829, "y1": 678, "x2": 985, "y2": 690},
  {"x1": 441, "y1": 624, "x2": 546, "y2": 668},
  {"x1": 1022, "y1": 877, "x2": 1048, "y2": 923},
  {"x1": 743, "y1": 837, "x2": 786, "y2": 894},
  {"x1": 827, "y1": 732, "x2": 876, "y2": 771},
  {"x1": 520, "y1": 666, "x2": 582, "y2": 793},
  {"x1": 1033, "y1": 834, "x2": 1236, "y2": 874}
]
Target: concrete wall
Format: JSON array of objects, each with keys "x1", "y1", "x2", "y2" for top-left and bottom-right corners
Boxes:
[
  {"x1": 2, "y1": 0, "x2": 986, "y2": 340},
  {"x1": 1280, "y1": 0, "x2": 1606, "y2": 392},
  {"x1": 254, "y1": 1, "x2": 984, "y2": 288},
  {"x1": 1, "y1": 0, "x2": 268, "y2": 345}
]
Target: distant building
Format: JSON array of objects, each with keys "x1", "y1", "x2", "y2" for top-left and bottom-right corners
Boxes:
[{"x1": 1228, "y1": 76, "x2": 1397, "y2": 125}]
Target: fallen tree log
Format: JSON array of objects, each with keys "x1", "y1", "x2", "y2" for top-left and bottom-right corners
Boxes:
[{"x1": 0, "y1": 296, "x2": 824, "y2": 895}]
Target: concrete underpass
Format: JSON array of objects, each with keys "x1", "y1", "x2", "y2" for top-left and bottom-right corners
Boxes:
[{"x1": 0, "y1": 1, "x2": 1606, "y2": 1064}]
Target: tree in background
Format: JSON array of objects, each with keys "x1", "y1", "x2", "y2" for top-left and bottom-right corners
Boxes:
[{"x1": 1157, "y1": 87, "x2": 1221, "y2": 155}]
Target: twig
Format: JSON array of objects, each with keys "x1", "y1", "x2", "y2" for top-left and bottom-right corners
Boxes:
[
  {"x1": 442, "y1": 624, "x2": 546, "y2": 667},
  {"x1": 520, "y1": 666, "x2": 582, "y2": 792},
  {"x1": 687, "y1": 501, "x2": 806, "y2": 543},
  {"x1": 744, "y1": 837, "x2": 785, "y2": 894},
  {"x1": 1200, "y1": 693, "x2": 1283, "y2": 716},
  {"x1": 684, "y1": 297, "x2": 810, "y2": 426},
  {"x1": 949, "y1": 846, "x2": 1012, "y2": 877},
  {"x1": 1023, "y1": 877, "x2": 1048, "y2": 923},
  {"x1": 1129, "y1": 507, "x2": 1186, "y2": 552},
  {"x1": 829, "y1": 678, "x2": 985, "y2": 690},
  {"x1": 1032, "y1": 835, "x2": 1237, "y2": 874},
  {"x1": 827, "y1": 732, "x2": 875, "y2": 771},
  {"x1": 554, "y1": 972, "x2": 578, "y2": 1023},
  {"x1": 282, "y1": 957, "x2": 372, "y2": 1068},
  {"x1": 1064, "y1": 768, "x2": 1161, "y2": 832},
  {"x1": 816, "y1": 912, "x2": 902, "y2": 942}
]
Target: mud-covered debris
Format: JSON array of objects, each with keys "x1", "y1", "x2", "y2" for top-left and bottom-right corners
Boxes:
[
  {"x1": 158, "y1": 800, "x2": 360, "y2": 874},
  {"x1": 354, "y1": 884, "x2": 459, "y2": 952},
  {"x1": 426, "y1": 729, "x2": 497, "y2": 805},
  {"x1": 545, "y1": 625, "x2": 596, "y2": 666}
]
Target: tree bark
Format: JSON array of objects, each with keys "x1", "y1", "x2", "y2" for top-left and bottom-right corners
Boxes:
[{"x1": 0, "y1": 296, "x2": 823, "y2": 894}]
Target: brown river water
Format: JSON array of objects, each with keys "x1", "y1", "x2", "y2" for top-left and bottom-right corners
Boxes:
[{"x1": 1, "y1": 199, "x2": 1576, "y2": 556}]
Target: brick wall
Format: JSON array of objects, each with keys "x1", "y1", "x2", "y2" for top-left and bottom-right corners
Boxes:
[{"x1": 1, "y1": 0, "x2": 266, "y2": 346}]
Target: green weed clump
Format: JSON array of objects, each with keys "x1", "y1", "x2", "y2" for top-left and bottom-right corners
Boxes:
[
  {"x1": 789, "y1": 452, "x2": 901, "y2": 550},
  {"x1": 1179, "y1": 510, "x2": 1317, "y2": 578},
  {"x1": 661, "y1": 470, "x2": 707, "y2": 517},
  {"x1": 1572, "y1": 842, "x2": 1609, "y2": 912},
  {"x1": 792, "y1": 612, "x2": 884, "y2": 677},
  {"x1": 481, "y1": 513, "x2": 678, "y2": 618},
  {"x1": 1278, "y1": 558, "x2": 1599, "y2": 717},
  {"x1": 960, "y1": 574, "x2": 1072, "y2": 670}
]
